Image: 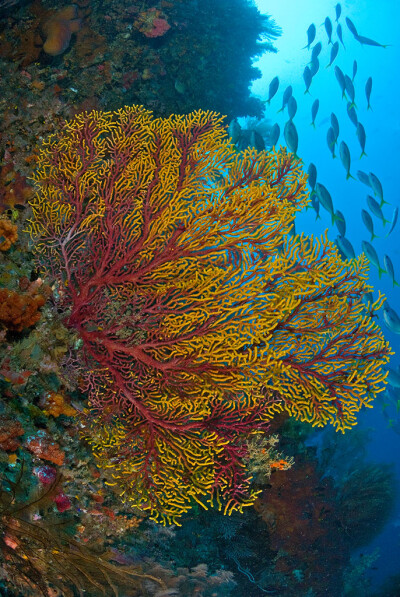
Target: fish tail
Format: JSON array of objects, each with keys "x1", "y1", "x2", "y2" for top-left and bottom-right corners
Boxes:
[
  {"x1": 378, "y1": 266, "x2": 386, "y2": 279},
  {"x1": 315, "y1": 214, "x2": 321, "y2": 221},
  {"x1": 346, "y1": 172, "x2": 356, "y2": 180},
  {"x1": 266, "y1": 99, "x2": 271, "y2": 105},
  {"x1": 371, "y1": 233, "x2": 379, "y2": 242},
  {"x1": 367, "y1": 103, "x2": 372, "y2": 111},
  {"x1": 380, "y1": 199, "x2": 391, "y2": 208},
  {"x1": 382, "y1": 217, "x2": 390, "y2": 226},
  {"x1": 349, "y1": 101, "x2": 357, "y2": 110},
  {"x1": 310, "y1": 121, "x2": 316, "y2": 127},
  {"x1": 393, "y1": 280, "x2": 400, "y2": 288},
  {"x1": 360, "y1": 150, "x2": 367, "y2": 159},
  {"x1": 302, "y1": 44, "x2": 310, "y2": 50},
  {"x1": 326, "y1": 63, "x2": 331, "y2": 69}
]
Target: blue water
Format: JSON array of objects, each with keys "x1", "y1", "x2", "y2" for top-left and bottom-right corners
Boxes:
[{"x1": 251, "y1": 0, "x2": 400, "y2": 590}]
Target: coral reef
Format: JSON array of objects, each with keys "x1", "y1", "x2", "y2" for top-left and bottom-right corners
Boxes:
[{"x1": 28, "y1": 106, "x2": 390, "y2": 524}]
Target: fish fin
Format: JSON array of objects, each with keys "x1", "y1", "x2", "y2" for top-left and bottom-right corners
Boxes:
[
  {"x1": 393, "y1": 280, "x2": 400, "y2": 288},
  {"x1": 304, "y1": 89, "x2": 311, "y2": 95},
  {"x1": 277, "y1": 107, "x2": 284, "y2": 113},
  {"x1": 367, "y1": 103, "x2": 372, "y2": 111},
  {"x1": 382, "y1": 217, "x2": 390, "y2": 226},
  {"x1": 346, "y1": 172, "x2": 356, "y2": 180},
  {"x1": 315, "y1": 214, "x2": 321, "y2": 221},
  {"x1": 266, "y1": 99, "x2": 271, "y2": 105},
  {"x1": 302, "y1": 44, "x2": 310, "y2": 50},
  {"x1": 310, "y1": 121, "x2": 316, "y2": 127},
  {"x1": 371, "y1": 233, "x2": 379, "y2": 242},
  {"x1": 378, "y1": 266, "x2": 386, "y2": 279},
  {"x1": 360, "y1": 151, "x2": 367, "y2": 159},
  {"x1": 380, "y1": 199, "x2": 391, "y2": 208},
  {"x1": 388, "y1": 419, "x2": 394, "y2": 428},
  {"x1": 348, "y1": 101, "x2": 357, "y2": 110},
  {"x1": 326, "y1": 63, "x2": 332, "y2": 69}
]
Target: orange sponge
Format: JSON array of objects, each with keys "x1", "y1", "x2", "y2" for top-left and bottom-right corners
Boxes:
[{"x1": 42, "y1": 5, "x2": 81, "y2": 56}]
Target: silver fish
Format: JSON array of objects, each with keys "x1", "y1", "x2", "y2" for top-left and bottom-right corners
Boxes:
[
  {"x1": 344, "y1": 75, "x2": 356, "y2": 107},
  {"x1": 383, "y1": 305, "x2": 400, "y2": 334},
  {"x1": 335, "y1": 3, "x2": 342, "y2": 22},
  {"x1": 334, "y1": 66, "x2": 346, "y2": 97},
  {"x1": 347, "y1": 102, "x2": 358, "y2": 128},
  {"x1": 352, "y1": 59, "x2": 357, "y2": 81},
  {"x1": 307, "y1": 162, "x2": 317, "y2": 195},
  {"x1": 361, "y1": 209, "x2": 378, "y2": 241},
  {"x1": 339, "y1": 141, "x2": 354, "y2": 179},
  {"x1": 346, "y1": 17, "x2": 358, "y2": 38},
  {"x1": 303, "y1": 66, "x2": 312, "y2": 94},
  {"x1": 365, "y1": 77, "x2": 373, "y2": 110},
  {"x1": 250, "y1": 130, "x2": 265, "y2": 151},
  {"x1": 304, "y1": 24, "x2": 316, "y2": 49},
  {"x1": 287, "y1": 95, "x2": 297, "y2": 120},
  {"x1": 278, "y1": 85, "x2": 293, "y2": 112},
  {"x1": 355, "y1": 34, "x2": 388, "y2": 48},
  {"x1": 327, "y1": 127, "x2": 337, "y2": 158},
  {"x1": 369, "y1": 172, "x2": 389, "y2": 207},
  {"x1": 335, "y1": 209, "x2": 346, "y2": 236},
  {"x1": 386, "y1": 207, "x2": 399, "y2": 237},
  {"x1": 357, "y1": 170, "x2": 372, "y2": 188},
  {"x1": 310, "y1": 57, "x2": 320, "y2": 78},
  {"x1": 337, "y1": 23, "x2": 345, "y2": 48},
  {"x1": 384, "y1": 255, "x2": 399, "y2": 287},
  {"x1": 324, "y1": 16, "x2": 333, "y2": 44},
  {"x1": 228, "y1": 118, "x2": 241, "y2": 144},
  {"x1": 316, "y1": 183, "x2": 337, "y2": 223},
  {"x1": 327, "y1": 41, "x2": 339, "y2": 67},
  {"x1": 311, "y1": 99, "x2": 319, "y2": 127},
  {"x1": 356, "y1": 123, "x2": 367, "y2": 158},
  {"x1": 311, "y1": 194, "x2": 321, "y2": 220},
  {"x1": 330, "y1": 112, "x2": 339, "y2": 140},
  {"x1": 362, "y1": 240, "x2": 385, "y2": 277},
  {"x1": 284, "y1": 119, "x2": 298, "y2": 155},
  {"x1": 269, "y1": 123, "x2": 280, "y2": 148},
  {"x1": 336, "y1": 235, "x2": 355, "y2": 260},
  {"x1": 311, "y1": 41, "x2": 322, "y2": 61},
  {"x1": 267, "y1": 76, "x2": 279, "y2": 104},
  {"x1": 367, "y1": 194, "x2": 389, "y2": 226},
  {"x1": 387, "y1": 367, "x2": 400, "y2": 388}
]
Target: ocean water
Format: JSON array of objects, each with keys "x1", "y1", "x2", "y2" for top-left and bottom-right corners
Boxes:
[{"x1": 253, "y1": 0, "x2": 400, "y2": 591}]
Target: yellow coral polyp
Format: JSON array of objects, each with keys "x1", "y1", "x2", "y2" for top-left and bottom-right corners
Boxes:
[{"x1": 28, "y1": 106, "x2": 392, "y2": 524}]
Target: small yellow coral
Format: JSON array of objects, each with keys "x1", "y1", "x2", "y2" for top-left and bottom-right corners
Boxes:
[{"x1": 41, "y1": 391, "x2": 77, "y2": 417}]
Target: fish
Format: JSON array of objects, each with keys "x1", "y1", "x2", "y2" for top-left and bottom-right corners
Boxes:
[
  {"x1": 228, "y1": 118, "x2": 241, "y2": 144},
  {"x1": 337, "y1": 23, "x2": 345, "y2": 48},
  {"x1": 365, "y1": 77, "x2": 373, "y2": 110},
  {"x1": 335, "y1": 209, "x2": 346, "y2": 236},
  {"x1": 315, "y1": 183, "x2": 337, "y2": 224},
  {"x1": 352, "y1": 60, "x2": 357, "y2": 81},
  {"x1": 269, "y1": 123, "x2": 280, "y2": 148},
  {"x1": 362, "y1": 240, "x2": 385, "y2": 277},
  {"x1": 335, "y1": 3, "x2": 342, "y2": 22},
  {"x1": 344, "y1": 75, "x2": 356, "y2": 107},
  {"x1": 347, "y1": 102, "x2": 358, "y2": 128},
  {"x1": 266, "y1": 76, "x2": 279, "y2": 104},
  {"x1": 383, "y1": 305, "x2": 400, "y2": 334},
  {"x1": 303, "y1": 66, "x2": 312, "y2": 94},
  {"x1": 304, "y1": 23, "x2": 316, "y2": 49},
  {"x1": 387, "y1": 367, "x2": 400, "y2": 389},
  {"x1": 367, "y1": 194, "x2": 389, "y2": 226},
  {"x1": 384, "y1": 255, "x2": 399, "y2": 287},
  {"x1": 339, "y1": 141, "x2": 354, "y2": 179},
  {"x1": 307, "y1": 162, "x2": 317, "y2": 196},
  {"x1": 345, "y1": 17, "x2": 359, "y2": 38},
  {"x1": 386, "y1": 207, "x2": 399, "y2": 237},
  {"x1": 357, "y1": 170, "x2": 372, "y2": 188},
  {"x1": 330, "y1": 112, "x2": 339, "y2": 140},
  {"x1": 369, "y1": 172, "x2": 389, "y2": 207},
  {"x1": 336, "y1": 235, "x2": 355, "y2": 260},
  {"x1": 324, "y1": 17, "x2": 333, "y2": 44},
  {"x1": 311, "y1": 99, "x2": 319, "y2": 127},
  {"x1": 278, "y1": 85, "x2": 293, "y2": 112},
  {"x1": 362, "y1": 291, "x2": 374, "y2": 307},
  {"x1": 311, "y1": 194, "x2": 321, "y2": 220},
  {"x1": 361, "y1": 209, "x2": 378, "y2": 241},
  {"x1": 355, "y1": 123, "x2": 367, "y2": 158},
  {"x1": 326, "y1": 127, "x2": 337, "y2": 158},
  {"x1": 310, "y1": 57, "x2": 320, "y2": 78},
  {"x1": 311, "y1": 41, "x2": 322, "y2": 61},
  {"x1": 284, "y1": 120, "x2": 298, "y2": 155},
  {"x1": 287, "y1": 96, "x2": 297, "y2": 120},
  {"x1": 250, "y1": 130, "x2": 265, "y2": 151},
  {"x1": 334, "y1": 66, "x2": 346, "y2": 98},
  {"x1": 355, "y1": 34, "x2": 388, "y2": 48},
  {"x1": 327, "y1": 41, "x2": 339, "y2": 67}
]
